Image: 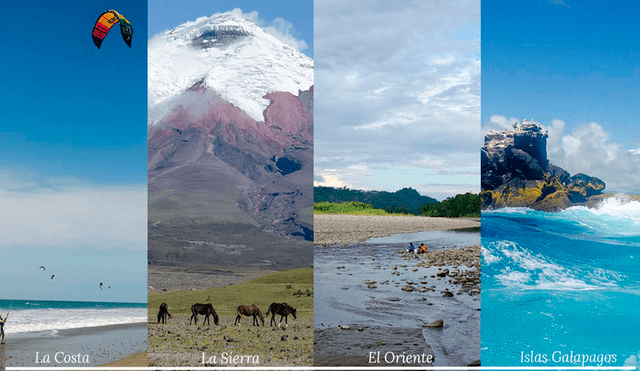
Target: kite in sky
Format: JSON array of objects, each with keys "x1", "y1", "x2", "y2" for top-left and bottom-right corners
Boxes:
[{"x1": 92, "y1": 9, "x2": 133, "y2": 49}]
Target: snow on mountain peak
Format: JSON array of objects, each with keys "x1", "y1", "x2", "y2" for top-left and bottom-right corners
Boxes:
[{"x1": 149, "y1": 13, "x2": 313, "y2": 124}]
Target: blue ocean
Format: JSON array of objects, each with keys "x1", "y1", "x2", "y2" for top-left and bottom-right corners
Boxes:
[
  {"x1": 0, "y1": 299, "x2": 146, "y2": 336},
  {"x1": 482, "y1": 196, "x2": 640, "y2": 368}
]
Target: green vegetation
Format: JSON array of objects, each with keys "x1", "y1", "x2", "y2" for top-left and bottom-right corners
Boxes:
[
  {"x1": 314, "y1": 186, "x2": 437, "y2": 215},
  {"x1": 148, "y1": 268, "x2": 313, "y2": 317},
  {"x1": 420, "y1": 192, "x2": 481, "y2": 217},
  {"x1": 313, "y1": 187, "x2": 480, "y2": 217},
  {"x1": 313, "y1": 201, "x2": 398, "y2": 215}
]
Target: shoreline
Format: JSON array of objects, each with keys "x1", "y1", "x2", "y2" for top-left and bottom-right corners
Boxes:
[
  {"x1": 314, "y1": 214, "x2": 480, "y2": 246},
  {"x1": 0, "y1": 322, "x2": 146, "y2": 368}
]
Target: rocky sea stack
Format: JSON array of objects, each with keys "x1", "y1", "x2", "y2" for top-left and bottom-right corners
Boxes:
[{"x1": 481, "y1": 119, "x2": 605, "y2": 211}]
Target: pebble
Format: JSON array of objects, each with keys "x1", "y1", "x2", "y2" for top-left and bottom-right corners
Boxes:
[{"x1": 423, "y1": 319, "x2": 444, "y2": 328}]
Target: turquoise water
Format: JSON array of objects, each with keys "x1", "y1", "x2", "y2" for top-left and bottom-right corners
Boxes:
[{"x1": 482, "y1": 196, "x2": 640, "y2": 368}]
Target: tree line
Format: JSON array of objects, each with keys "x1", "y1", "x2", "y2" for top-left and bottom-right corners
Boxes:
[
  {"x1": 314, "y1": 186, "x2": 480, "y2": 217},
  {"x1": 314, "y1": 186, "x2": 436, "y2": 215}
]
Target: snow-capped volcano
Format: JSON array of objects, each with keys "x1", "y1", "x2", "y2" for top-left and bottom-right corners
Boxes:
[{"x1": 148, "y1": 13, "x2": 313, "y2": 123}]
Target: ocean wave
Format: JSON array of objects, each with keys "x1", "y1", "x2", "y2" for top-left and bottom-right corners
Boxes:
[
  {"x1": 6, "y1": 307, "x2": 147, "y2": 334},
  {"x1": 485, "y1": 197, "x2": 640, "y2": 238},
  {"x1": 483, "y1": 240, "x2": 619, "y2": 291}
]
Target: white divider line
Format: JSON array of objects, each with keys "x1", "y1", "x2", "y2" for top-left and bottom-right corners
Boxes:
[{"x1": 6, "y1": 367, "x2": 638, "y2": 371}]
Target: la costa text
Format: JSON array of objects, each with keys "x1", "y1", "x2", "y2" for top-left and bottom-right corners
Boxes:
[{"x1": 35, "y1": 352, "x2": 89, "y2": 364}]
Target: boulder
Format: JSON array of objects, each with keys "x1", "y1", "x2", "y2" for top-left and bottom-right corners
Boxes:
[{"x1": 482, "y1": 120, "x2": 605, "y2": 210}]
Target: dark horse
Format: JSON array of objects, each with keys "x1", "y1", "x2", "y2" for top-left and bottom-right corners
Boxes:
[
  {"x1": 157, "y1": 302, "x2": 172, "y2": 324},
  {"x1": 234, "y1": 304, "x2": 264, "y2": 326},
  {"x1": 265, "y1": 302, "x2": 297, "y2": 327},
  {"x1": 190, "y1": 303, "x2": 219, "y2": 325}
]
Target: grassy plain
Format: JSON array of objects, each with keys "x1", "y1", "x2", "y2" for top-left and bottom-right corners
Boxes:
[{"x1": 148, "y1": 268, "x2": 313, "y2": 366}]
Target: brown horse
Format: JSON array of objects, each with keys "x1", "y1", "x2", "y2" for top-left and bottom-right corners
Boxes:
[
  {"x1": 190, "y1": 303, "x2": 219, "y2": 325},
  {"x1": 265, "y1": 302, "x2": 297, "y2": 327},
  {"x1": 157, "y1": 302, "x2": 172, "y2": 324},
  {"x1": 234, "y1": 304, "x2": 264, "y2": 326}
]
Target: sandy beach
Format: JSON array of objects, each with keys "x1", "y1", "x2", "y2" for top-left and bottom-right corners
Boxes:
[
  {"x1": 101, "y1": 352, "x2": 147, "y2": 367},
  {"x1": 314, "y1": 214, "x2": 480, "y2": 246},
  {"x1": 0, "y1": 323, "x2": 147, "y2": 368}
]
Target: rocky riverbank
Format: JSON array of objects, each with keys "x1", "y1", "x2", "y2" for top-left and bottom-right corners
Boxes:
[{"x1": 314, "y1": 226, "x2": 481, "y2": 366}]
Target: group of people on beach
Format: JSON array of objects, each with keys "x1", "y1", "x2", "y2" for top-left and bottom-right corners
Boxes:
[{"x1": 407, "y1": 242, "x2": 427, "y2": 254}]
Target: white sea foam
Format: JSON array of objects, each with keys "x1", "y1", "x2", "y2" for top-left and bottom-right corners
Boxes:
[
  {"x1": 623, "y1": 353, "x2": 640, "y2": 370},
  {"x1": 486, "y1": 240, "x2": 615, "y2": 291},
  {"x1": 5, "y1": 307, "x2": 146, "y2": 334},
  {"x1": 481, "y1": 245, "x2": 501, "y2": 265},
  {"x1": 558, "y1": 195, "x2": 640, "y2": 237}
]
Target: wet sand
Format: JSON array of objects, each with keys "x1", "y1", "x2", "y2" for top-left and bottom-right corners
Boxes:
[
  {"x1": 0, "y1": 323, "x2": 146, "y2": 368},
  {"x1": 314, "y1": 326, "x2": 433, "y2": 367},
  {"x1": 101, "y1": 352, "x2": 147, "y2": 367},
  {"x1": 314, "y1": 214, "x2": 480, "y2": 246}
]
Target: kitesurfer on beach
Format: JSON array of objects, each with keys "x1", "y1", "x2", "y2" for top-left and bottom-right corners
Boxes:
[{"x1": 0, "y1": 312, "x2": 8, "y2": 344}]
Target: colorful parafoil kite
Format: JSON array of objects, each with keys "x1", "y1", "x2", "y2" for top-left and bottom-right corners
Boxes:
[{"x1": 92, "y1": 10, "x2": 133, "y2": 49}]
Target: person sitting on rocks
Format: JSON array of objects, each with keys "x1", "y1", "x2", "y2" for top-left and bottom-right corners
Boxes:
[
  {"x1": 417, "y1": 243, "x2": 427, "y2": 254},
  {"x1": 407, "y1": 243, "x2": 415, "y2": 253}
]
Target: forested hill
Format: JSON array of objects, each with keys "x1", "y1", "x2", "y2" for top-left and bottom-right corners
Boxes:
[{"x1": 314, "y1": 186, "x2": 437, "y2": 215}]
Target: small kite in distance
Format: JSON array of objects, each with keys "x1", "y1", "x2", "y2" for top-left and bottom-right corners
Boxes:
[
  {"x1": 39, "y1": 266, "x2": 45, "y2": 271},
  {"x1": 50, "y1": 275, "x2": 55, "y2": 280},
  {"x1": 92, "y1": 9, "x2": 133, "y2": 49}
]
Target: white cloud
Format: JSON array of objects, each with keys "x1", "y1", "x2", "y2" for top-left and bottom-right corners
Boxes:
[
  {"x1": 314, "y1": 0, "x2": 480, "y2": 199},
  {"x1": 546, "y1": 122, "x2": 640, "y2": 194},
  {"x1": 482, "y1": 114, "x2": 520, "y2": 136},
  {"x1": 0, "y1": 170, "x2": 146, "y2": 250},
  {"x1": 314, "y1": 173, "x2": 348, "y2": 189},
  {"x1": 228, "y1": 8, "x2": 308, "y2": 52},
  {"x1": 412, "y1": 155, "x2": 445, "y2": 167}
]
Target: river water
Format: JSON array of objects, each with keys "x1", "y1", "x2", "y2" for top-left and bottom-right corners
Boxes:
[{"x1": 314, "y1": 228, "x2": 480, "y2": 366}]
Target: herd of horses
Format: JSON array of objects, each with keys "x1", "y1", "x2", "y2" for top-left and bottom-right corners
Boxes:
[{"x1": 156, "y1": 302, "x2": 297, "y2": 327}]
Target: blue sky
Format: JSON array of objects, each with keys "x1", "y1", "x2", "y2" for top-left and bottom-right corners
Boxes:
[
  {"x1": 482, "y1": 0, "x2": 640, "y2": 194},
  {"x1": 313, "y1": 0, "x2": 480, "y2": 201},
  {"x1": 0, "y1": 1, "x2": 147, "y2": 303},
  {"x1": 149, "y1": 0, "x2": 313, "y2": 58}
]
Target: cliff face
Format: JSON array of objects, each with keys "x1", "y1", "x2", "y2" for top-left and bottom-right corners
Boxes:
[{"x1": 481, "y1": 120, "x2": 605, "y2": 211}]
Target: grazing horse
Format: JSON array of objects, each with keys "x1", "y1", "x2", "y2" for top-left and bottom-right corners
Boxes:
[
  {"x1": 157, "y1": 302, "x2": 172, "y2": 324},
  {"x1": 265, "y1": 302, "x2": 297, "y2": 327},
  {"x1": 190, "y1": 303, "x2": 219, "y2": 325},
  {"x1": 234, "y1": 304, "x2": 264, "y2": 326}
]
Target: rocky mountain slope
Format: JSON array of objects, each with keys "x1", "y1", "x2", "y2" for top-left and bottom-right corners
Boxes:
[
  {"x1": 481, "y1": 120, "x2": 605, "y2": 211},
  {"x1": 147, "y1": 13, "x2": 313, "y2": 270}
]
